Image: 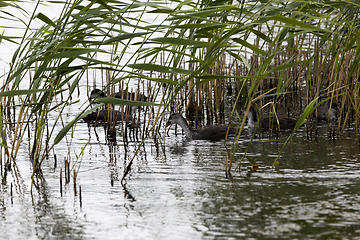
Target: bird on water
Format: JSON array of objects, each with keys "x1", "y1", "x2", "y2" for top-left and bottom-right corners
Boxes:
[
  {"x1": 247, "y1": 105, "x2": 298, "y2": 132},
  {"x1": 166, "y1": 113, "x2": 238, "y2": 141},
  {"x1": 83, "y1": 88, "x2": 147, "y2": 123},
  {"x1": 315, "y1": 102, "x2": 339, "y2": 121}
]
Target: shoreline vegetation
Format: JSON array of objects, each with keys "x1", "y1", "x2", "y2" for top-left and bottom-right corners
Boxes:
[{"x1": 0, "y1": 0, "x2": 359, "y2": 187}]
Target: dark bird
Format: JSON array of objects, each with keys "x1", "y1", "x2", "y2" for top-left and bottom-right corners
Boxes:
[
  {"x1": 82, "y1": 109, "x2": 132, "y2": 123},
  {"x1": 316, "y1": 102, "x2": 339, "y2": 121},
  {"x1": 84, "y1": 88, "x2": 147, "y2": 123},
  {"x1": 89, "y1": 89, "x2": 105, "y2": 103},
  {"x1": 247, "y1": 105, "x2": 298, "y2": 131},
  {"x1": 166, "y1": 113, "x2": 238, "y2": 141},
  {"x1": 89, "y1": 88, "x2": 147, "y2": 103}
]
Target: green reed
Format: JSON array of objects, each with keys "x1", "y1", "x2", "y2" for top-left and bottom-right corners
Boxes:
[{"x1": 1, "y1": 0, "x2": 360, "y2": 185}]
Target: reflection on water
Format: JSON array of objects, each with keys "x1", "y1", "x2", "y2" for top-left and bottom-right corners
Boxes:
[
  {"x1": 2, "y1": 113, "x2": 360, "y2": 239},
  {"x1": 1, "y1": 1, "x2": 359, "y2": 239}
]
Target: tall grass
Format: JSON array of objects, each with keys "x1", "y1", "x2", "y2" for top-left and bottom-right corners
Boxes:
[{"x1": 1, "y1": 0, "x2": 360, "y2": 185}]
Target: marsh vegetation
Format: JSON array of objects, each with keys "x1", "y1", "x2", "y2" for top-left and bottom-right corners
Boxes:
[{"x1": 1, "y1": 0, "x2": 360, "y2": 238}]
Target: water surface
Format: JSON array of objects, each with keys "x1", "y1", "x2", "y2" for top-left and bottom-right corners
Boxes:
[{"x1": 2, "y1": 114, "x2": 360, "y2": 239}]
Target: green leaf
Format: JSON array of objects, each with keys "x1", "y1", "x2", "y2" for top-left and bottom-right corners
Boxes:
[
  {"x1": 348, "y1": 43, "x2": 360, "y2": 80},
  {"x1": 103, "y1": 32, "x2": 148, "y2": 44},
  {"x1": 294, "y1": 98, "x2": 317, "y2": 129},
  {"x1": 117, "y1": 72, "x2": 178, "y2": 85},
  {"x1": 35, "y1": 13, "x2": 57, "y2": 28},
  {"x1": 150, "y1": 37, "x2": 214, "y2": 47},
  {"x1": 226, "y1": 50, "x2": 251, "y2": 70},
  {"x1": 245, "y1": 155, "x2": 258, "y2": 166},
  {"x1": 195, "y1": 74, "x2": 249, "y2": 80},
  {"x1": 36, "y1": 49, "x2": 104, "y2": 61},
  {"x1": 0, "y1": 89, "x2": 53, "y2": 97},
  {"x1": 53, "y1": 105, "x2": 103, "y2": 145},
  {"x1": 345, "y1": 31, "x2": 360, "y2": 51},
  {"x1": 265, "y1": 59, "x2": 311, "y2": 74},
  {"x1": 232, "y1": 38, "x2": 267, "y2": 55},
  {"x1": 95, "y1": 97, "x2": 162, "y2": 107},
  {"x1": 266, "y1": 15, "x2": 327, "y2": 32},
  {"x1": 128, "y1": 63, "x2": 193, "y2": 75}
]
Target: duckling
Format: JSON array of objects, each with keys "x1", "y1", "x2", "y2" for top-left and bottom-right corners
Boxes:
[
  {"x1": 114, "y1": 91, "x2": 148, "y2": 102},
  {"x1": 316, "y1": 102, "x2": 339, "y2": 121},
  {"x1": 166, "y1": 113, "x2": 238, "y2": 141},
  {"x1": 89, "y1": 88, "x2": 147, "y2": 102},
  {"x1": 82, "y1": 109, "x2": 132, "y2": 123},
  {"x1": 84, "y1": 88, "x2": 147, "y2": 124},
  {"x1": 89, "y1": 89, "x2": 105, "y2": 103},
  {"x1": 247, "y1": 105, "x2": 298, "y2": 131}
]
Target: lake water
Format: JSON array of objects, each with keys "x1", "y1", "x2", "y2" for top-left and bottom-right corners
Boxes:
[
  {"x1": 2, "y1": 92, "x2": 360, "y2": 239},
  {"x1": 1, "y1": 2, "x2": 360, "y2": 240}
]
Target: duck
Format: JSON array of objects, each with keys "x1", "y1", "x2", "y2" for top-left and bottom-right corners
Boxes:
[
  {"x1": 247, "y1": 105, "x2": 298, "y2": 131},
  {"x1": 89, "y1": 88, "x2": 147, "y2": 102},
  {"x1": 84, "y1": 88, "x2": 147, "y2": 123},
  {"x1": 315, "y1": 102, "x2": 339, "y2": 121},
  {"x1": 166, "y1": 113, "x2": 238, "y2": 141},
  {"x1": 82, "y1": 109, "x2": 132, "y2": 123},
  {"x1": 114, "y1": 91, "x2": 148, "y2": 102},
  {"x1": 89, "y1": 89, "x2": 105, "y2": 103}
]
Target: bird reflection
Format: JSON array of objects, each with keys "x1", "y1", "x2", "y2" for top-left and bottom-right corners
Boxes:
[{"x1": 168, "y1": 139, "x2": 190, "y2": 155}]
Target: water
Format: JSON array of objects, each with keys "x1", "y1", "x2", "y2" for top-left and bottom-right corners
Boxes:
[{"x1": 2, "y1": 110, "x2": 360, "y2": 239}]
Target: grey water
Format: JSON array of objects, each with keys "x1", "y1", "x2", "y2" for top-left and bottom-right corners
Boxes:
[{"x1": 1, "y1": 92, "x2": 360, "y2": 240}]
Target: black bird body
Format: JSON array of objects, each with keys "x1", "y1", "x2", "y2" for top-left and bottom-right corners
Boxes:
[
  {"x1": 82, "y1": 109, "x2": 132, "y2": 123},
  {"x1": 90, "y1": 88, "x2": 147, "y2": 102},
  {"x1": 84, "y1": 88, "x2": 147, "y2": 123},
  {"x1": 166, "y1": 113, "x2": 237, "y2": 141},
  {"x1": 247, "y1": 106, "x2": 297, "y2": 131},
  {"x1": 316, "y1": 103, "x2": 339, "y2": 121},
  {"x1": 114, "y1": 91, "x2": 147, "y2": 102}
]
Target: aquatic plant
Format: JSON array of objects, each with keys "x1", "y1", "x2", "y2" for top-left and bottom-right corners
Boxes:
[{"x1": 1, "y1": 0, "x2": 360, "y2": 186}]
